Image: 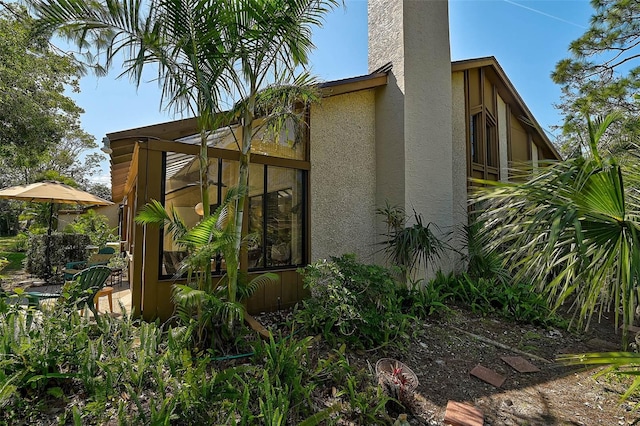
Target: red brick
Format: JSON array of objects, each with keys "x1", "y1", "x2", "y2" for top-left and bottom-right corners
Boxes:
[
  {"x1": 470, "y1": 364, "x2": 505, "y2": 388},
  {"x1": 444, "y1": 400, "x2": 484, "y2": 426},
  {"x1": 501, "y1": 356, "x2": 540, "y2": 373}
]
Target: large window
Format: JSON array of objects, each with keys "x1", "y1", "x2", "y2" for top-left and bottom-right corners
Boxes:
[
  {"x1": 470, "y1": 113, "x2": 481, "y2": 164},
  {"x1": 469, "y1": 109, "x2": 499, "y2": 181},
  {"x1": 160, "y1": 152, "x2": 305, "y2": 278},
  {"x1": 467, "y1": 68, "x2": 500, "y2": 183},
  {"x1": 248, "y1": 165, "x2": 304, "y2": 270}
]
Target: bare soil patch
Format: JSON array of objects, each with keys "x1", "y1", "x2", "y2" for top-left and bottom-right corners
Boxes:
[{"x1": 257, "y1": 307, "x2": 640, "y2": 425}]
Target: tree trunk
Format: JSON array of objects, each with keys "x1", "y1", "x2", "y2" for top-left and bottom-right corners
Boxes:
[
  {"x1": 199, "y1": 129, "x2": 212, "y2": 292},
  {"x1": 227, "y1": 93, "x2": 255, "y2": 329}
]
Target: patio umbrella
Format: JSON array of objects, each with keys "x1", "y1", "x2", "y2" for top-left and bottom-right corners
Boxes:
[{"x1": 0, "y1": 181, "x2": 113, "y2": 280}]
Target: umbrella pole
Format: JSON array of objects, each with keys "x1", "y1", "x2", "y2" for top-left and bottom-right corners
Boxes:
[{"x1": 45, "y1": 202, "x2": 53, "y2": 281}]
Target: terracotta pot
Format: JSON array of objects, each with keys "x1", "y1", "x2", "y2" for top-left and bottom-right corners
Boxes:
[{"x1": 375, "y1": 358, "x2": 419, "y2": 392}]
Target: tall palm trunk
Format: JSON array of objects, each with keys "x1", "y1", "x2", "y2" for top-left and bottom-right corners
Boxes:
[
  {"x1": 198, "y1": 123, "x2": 213, "y2": 293},
  {"x1": 226, "y1": 90, "x2": 255, "y2": 328}
]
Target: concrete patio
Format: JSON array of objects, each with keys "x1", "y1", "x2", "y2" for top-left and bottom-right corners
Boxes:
[{"x1": 34, "y1": 278, "x2": 133, "y2": 316}]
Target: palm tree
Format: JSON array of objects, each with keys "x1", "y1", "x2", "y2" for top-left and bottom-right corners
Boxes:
[
  {"x1": 136, "y1": 185, "x2": 278, "y2": 347},
  {"x1": 471, "y1": 114, "x2": 640, "y2": 347},
  {"x1": 376, "y1": 202, "x2": 446, "y2": 286},
  {"x1": 32, "y1": 0, "x2": 339, "y2": 320}
]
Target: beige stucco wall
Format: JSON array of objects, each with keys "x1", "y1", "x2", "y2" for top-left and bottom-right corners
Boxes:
[
  {"x1": 369, "y1": 0, "x2": 404, "y2": 89},
  {"x1": 58, "y1": 204, "x2": 119, "y2": 233},
  {"x1": 451, "y1": 71, "x2": 468, "y2": 271},
  {"x1": 309, "y1": 90, "x2": 377, "y2": 263},
  {"x1": 369, "y1": 0, "x2": 406, "y2": 243},
  {"x1": 403, "y1": 0, "x2": 453, "y2": 230}
]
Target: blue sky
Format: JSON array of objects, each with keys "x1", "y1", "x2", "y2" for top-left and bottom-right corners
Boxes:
[{"x1": 72, "y1": 0, "x2": 595, "y2": 185}]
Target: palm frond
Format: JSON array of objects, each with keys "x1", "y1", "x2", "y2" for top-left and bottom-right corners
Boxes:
[
  {"x1": 378, "y1": 207, "x2": 447, "y2": 277},
  {"x1": 558, "y1": 351, "x2": 640, "y2": 402},
  {"x1": 472, "y1": 113, "x2": 640, "y2": 345},
  {"x1": 135, "y1": 199, "x2": 189, "y2": 243},
  {"x1": 238, "y1": 272, "x2": 279, "y2": 300}
]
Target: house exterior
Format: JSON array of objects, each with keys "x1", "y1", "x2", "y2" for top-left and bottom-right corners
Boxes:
[{"x1": 105, "y1": 0, "x2": 560, "y2": 321}]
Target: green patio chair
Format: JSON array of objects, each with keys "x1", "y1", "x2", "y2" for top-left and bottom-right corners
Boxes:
[
  {"x1": 28, "y1": 265, "x2": 112, "y2": 316},
  {"x1": 98, "y1": 246, "x2": 116, "y2": 254},
  {"x1": 63, "y1": 251, "x2": 116, "y2": 280}
]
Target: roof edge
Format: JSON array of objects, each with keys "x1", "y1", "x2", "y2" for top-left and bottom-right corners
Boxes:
[
  {"x1": 452, "y1": 56, "x2": 561, "y2": 160},
  {"x1": 107, "y1": 71, "x2": 390, "y2": 139}
]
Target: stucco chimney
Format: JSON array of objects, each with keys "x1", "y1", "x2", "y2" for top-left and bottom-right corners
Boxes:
[{"x1": 369, "y1": 0, "x2": 455, "y2": 274}]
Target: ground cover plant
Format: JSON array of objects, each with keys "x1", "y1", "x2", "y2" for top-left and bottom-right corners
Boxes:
[
  {"x1": 2, "y1": 246, "x2": 640, "y2": 424},
  {"x1": 0, "y1": 235, "x2": 26, "y2": 272},
  {"x1": 0, "y1": 294, "x2": 398, "y2": 425}
]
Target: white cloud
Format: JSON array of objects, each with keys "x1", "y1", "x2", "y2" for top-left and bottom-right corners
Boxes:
[{"x1": 90, "y1": 174, "x2": 111, "y2": 186}]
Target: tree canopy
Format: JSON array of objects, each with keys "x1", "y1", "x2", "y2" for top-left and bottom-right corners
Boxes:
[
  {"x1": 0, "y1": 5, "x2": 90, "y2": 183},
  {"x1": 0, "y1": 4, "x2": 109, "y2": 234},
  {"x1": 552, "y1": 0, "x2": 640, "y2": 155}
]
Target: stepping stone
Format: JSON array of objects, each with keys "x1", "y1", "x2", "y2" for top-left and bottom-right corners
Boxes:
[
  {"x1": 501, "y1": 356, "x2": 540, "y2": 373},
  {"x1": 620, "y1": 324, "x2": 640, "y2": 334},
  {"x1": 469, "y1": 364, "x2": 505, "y2": 388},
  {"x1": 586, "y1": 338, "x2": 620, "y2": 351},
  {"x1": 444, "y1": 400, "x2": 484, "y2": 426}
]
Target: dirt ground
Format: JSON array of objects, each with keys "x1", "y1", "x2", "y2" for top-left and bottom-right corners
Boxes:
[
  {"x1": 257, "y1": 306, "x2": 640, "y2": 426},
  {"x1": 379, "y1": 308, "x2": 639, "y2": 425}
]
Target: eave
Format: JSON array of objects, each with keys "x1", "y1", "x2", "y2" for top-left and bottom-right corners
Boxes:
[
  {"x1": 106, "y1": 72, "x2": 389, "y2": 203},
  {"x1": 452, "y1": 56, "x2": 562, "y2": 161}
]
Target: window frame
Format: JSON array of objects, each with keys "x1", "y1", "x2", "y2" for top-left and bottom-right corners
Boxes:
[
  {"x1": 158, "y1": 148, "x2": 308, "y2": 280},
  {"x1": 466, "y1": 67, "x2": 501, "y2": 182}
]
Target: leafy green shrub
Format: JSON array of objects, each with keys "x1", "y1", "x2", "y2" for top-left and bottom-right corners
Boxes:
[
  {"x1": 251, "y1": 334, "x2": 391, "y2": 425},
  {"x1": 398, "y1": 271, "x2": 453, "y2": 318},
  {"x1": 252, "y1": 334, "x2": 316, "y2": 424},
  {"x1": 462, "y1": 219, "x2": 511, "y2": 284},
  {"x1": 25, "y1": 233, "x2": 90, "y2": 278},
  {"x1": 377, "y1": 202, "x2": 447, "y2": 284},
  {"x1": 106, "y1": 253, "x2": 128, "y2": 271},
  {"x1": 340, "y1": 372, "x2": 393, "y2": 425},
  {"x1": 64, "y1": 210, "x2": 117, "y2": 247},
  {"x1": 0, "y1": 300, "x2": 243, "y2": 425},
  {"x1": 10, "y1": 233, "x2": 28, "y2": 252},
  {"x1": 448, "y1": 272, "x2": 564, "y2": 327},
  {"x1": 296, "y1": 254, "x2": 412, "y2": 349},
  {"x1": 0, "y1": 297, "x2": 397, "y2": 425}
]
